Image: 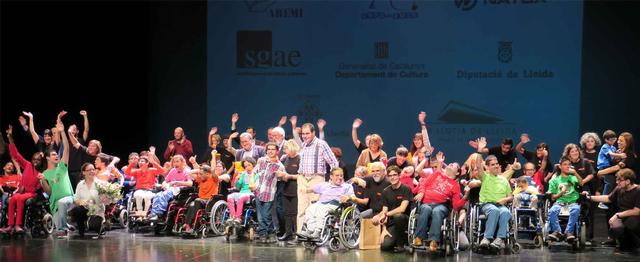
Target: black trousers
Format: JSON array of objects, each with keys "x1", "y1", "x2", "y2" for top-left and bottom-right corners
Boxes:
[
  {"x1": 282, "y1": 195, "x2": 297, "y2": 235},
  {"x1": 381, "y1": 214, "x2": 409, "y2": 251},
  {"x1": 68, "y1": 206, "x2": 103, "y2": 235},
  {"x1": 184, "y1": 199, "x2": 212, "y2": 226},
  {"x1": 611, "y1": 216, "x2": 640, "y2": 250}
]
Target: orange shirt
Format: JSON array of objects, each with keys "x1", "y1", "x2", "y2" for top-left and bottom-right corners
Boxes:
[{"x1": 196, "y1": 175, "x2": 219, "y2": 200}]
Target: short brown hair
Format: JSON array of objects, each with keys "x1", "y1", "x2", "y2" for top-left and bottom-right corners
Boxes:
[{"x1": 617, "y1": 168, "x2": 636, "y2": 183}]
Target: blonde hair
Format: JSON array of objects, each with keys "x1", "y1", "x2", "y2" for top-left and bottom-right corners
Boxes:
[{"x1": 283, "y1": 139, "x2": 300, "y2": 155}]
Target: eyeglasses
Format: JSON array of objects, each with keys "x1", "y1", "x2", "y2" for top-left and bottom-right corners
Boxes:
[
  {"x1": 616, "y1": 177, "x2": 626, "y2": 182},
  {"x1": 388, "y1": 173, "x2": 399, "y2": 177}
]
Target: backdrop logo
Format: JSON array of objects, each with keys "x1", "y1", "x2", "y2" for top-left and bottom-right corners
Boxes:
[
  {"x1": 374, "y1": 42, "x2": 389, "y2": 59},
  {"x1": 454, "y1": 0, "x2": 477, "y2": 11},
  {"x1": 243, "y1": 0, "x2": 303, "y2": 18},
  {"x1": 335, "y1": 41, "x2": 428, "y2": 79},
  {"x1": 236, "y1": 31, "x2": 305, "y2": 76},
  {"x1": 455, "y1": 0, "x2": 546, "y2": 10},
  {"x1": 361, "y1": 0, "x2": 419, "y2": 20},
  {"x1": 498, "y1": 41, "x2": 512, "y2": 63}
]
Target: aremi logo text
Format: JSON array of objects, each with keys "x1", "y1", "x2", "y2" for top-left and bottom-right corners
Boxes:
[{"x1": 236, "y1": 31, "x2": 302, "y2": 69}]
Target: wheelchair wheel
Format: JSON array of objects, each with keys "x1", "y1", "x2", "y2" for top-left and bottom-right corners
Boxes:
[
  {"x1": 119, "y1": 210, "x2": 129, "y2": 228},
  {"x1": 329, "y1": 237, "x2": 342, "y2": 252},
  {"x1": 533, "y1": 234, "x2": 543, "y2": 248},
  {"x1": 579, "y1": 222, "x2": 586, "y2": 249},
  {"x1": 200, "y1": 227, "x2": 208, "y2": 239},
  {"x1": 43, "y1": 214, "x2": 54, "y2": 234},
  {"x1": 407, "y1": 207, "x2": 417, "y2": 246},
  {"x1": 248, "y1": 227, "x2": 255, "y2": 241},
  {"x1": 209, "y1": 201, "x2": 228, "y2": 236},
  {"x1": 302, "y1": 240, "x2": 315, "y2": 249},
  {"x1": 511, "y1": 242, "x2": 521, "y2": 254},
  {"x1": 338, "y1": 206, "x2": 360, "y2": 249}
]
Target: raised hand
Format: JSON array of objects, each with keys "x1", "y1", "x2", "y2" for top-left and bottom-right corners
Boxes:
[
  {"x1": 278, "y1": 116, "x2": 287, "y2": 127},
  {"x1": 418, "y1": 111, "x2": 426, "y2": 125},
  {"x1": 436, "y1": 151, "x2": 445, "y2": 163},
  {"x1": 352, "y1": 118, "x2": 362, "y2": 129},
  {"x1": 149, "y1": 146, "x2": 156, "y2": 155},
  {"x1": 6, "y1": 125, "x2": 13, "y2": 137},
  {"x1": 289, "y1": 115, "x2": 297, "y2": 127},
  {"x1": 229, "y1": 132, "x2": 239, "y2": 139},
  {"x1": 22, "y1": 111, "x2": 33, "y2": 119},
  {"x1": 209, "y1": 127, "x2": 218, "y2": 136},
  {"x1": 511, "y1": 158, "x2": 521, "y2": 170},
  {"x1": 520, "y1": 133, "x2": 530, "y2": 144},
  {"x1": 468, "y1": 140, "x2": 478, "y2": 149},
  {"x1": 57, "y1": 110, "x2": 68, "y2": 120},
  {"x1": 79, "y1": 110, "x2": 87, "y2": 116},
  {"x1": 317, "y1": 119, "x2": 326, "y2": 130},
  {"x1": 231, "y1": 113, "x2": 239, "y2": 124},
  {"x1": 477, "y1": 137, "x2": 487, "y2": 151},
  {"x1": 542, "y1": 149, "x2": 548, "y2": 159},
  {"x1": 188, "y1": 156, "x2": 197, "y2": 164}
]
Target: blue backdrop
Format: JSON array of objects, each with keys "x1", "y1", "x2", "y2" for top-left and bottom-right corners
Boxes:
[{"x1": 207, "y1": 0, "x2": 583, "y2": 164}]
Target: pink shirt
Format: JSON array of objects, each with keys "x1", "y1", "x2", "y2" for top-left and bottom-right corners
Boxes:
[{"x1": 165, "y1": 167, "x2": 191, "y2": 185}]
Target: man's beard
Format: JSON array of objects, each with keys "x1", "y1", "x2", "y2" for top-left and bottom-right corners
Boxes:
[{"x1": 373, "y1": 175, "x2": 382, "y2": 183}]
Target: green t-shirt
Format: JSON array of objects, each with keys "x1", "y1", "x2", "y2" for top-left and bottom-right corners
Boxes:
[
  {"x1": 547, "y1": 174, "x2": 579, "y2": 204},
  {"x1": 43, "y1": 162, "x2": 74, "y2": 213},
  {"x1": 479, "y1": 171, "x2": 512, "y2": 203},
  {"x1": 234, "y1": 171, "x2": 258, "y2": 194}
]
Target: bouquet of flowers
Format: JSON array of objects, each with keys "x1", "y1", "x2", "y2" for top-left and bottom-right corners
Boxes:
[{"x1": 96, "y1": 182, "x2": 123, "y2": 205}]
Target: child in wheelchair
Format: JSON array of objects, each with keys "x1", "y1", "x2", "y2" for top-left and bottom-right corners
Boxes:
[
  {"x1": 546, "y1": 157, "x2": 583, "y2": 243},
  {"x1": 124, "y1": 155, "x2": 165, "y2": 218}
]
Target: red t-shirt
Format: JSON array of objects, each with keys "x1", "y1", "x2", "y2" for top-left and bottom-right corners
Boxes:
[
  {"x1": 400, "y1": 175, "x2": 417, "y2": 194},
  {"x1": 417, "y1": 170, "x2": 466, "y2": 211},
  {"x1": 0, "y1": 174, "x2": 22, "y2": 189},
  {"x1": 125, "y1": 162, "x2": 164, "y2": 190}
]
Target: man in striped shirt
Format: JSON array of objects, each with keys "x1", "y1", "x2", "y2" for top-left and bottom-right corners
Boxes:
[{"x1": 296, "y1": 123, "x2": 338, "y2": 234}]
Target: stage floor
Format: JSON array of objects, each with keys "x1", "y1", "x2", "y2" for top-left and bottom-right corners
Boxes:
[{"x1": 0, "y1": 229, "x2": 637, "y2": 262}]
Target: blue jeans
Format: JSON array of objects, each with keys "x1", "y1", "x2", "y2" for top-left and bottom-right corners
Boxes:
[
  {"x1": 54, "y1": 196, "x2": 74, "y2": 231},
  {"x1": 150, "y1": 190, "x2": 174, "y2": 216},
  {"x1": 482, "y1": 204, "x2": 511, "y2": 239},
  {"x1": 415, "y1": 203, "x2": 449, "y2": 242},
  {"x1": 256, "y1": 200, "x2": 274, "y2": 237},
  {"x1": 548, "y1": 202, "x2": 580, "y2": 234}
]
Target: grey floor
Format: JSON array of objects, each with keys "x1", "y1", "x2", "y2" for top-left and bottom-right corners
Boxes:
[{"x1": 0, "y1": 230, "x2": 638, "y2": 262}]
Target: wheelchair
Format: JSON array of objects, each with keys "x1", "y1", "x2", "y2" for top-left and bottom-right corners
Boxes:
[
  {"x1": 468, "y1": 202, "x2": 521, "y2": 254},
  {"x1": 222, "y1": 194, "x2": 258, "y2": 242},
  {"x1": 512, "y1": 193, "x2": 546, "y2": 248},
  {"x1": 407, "y1": 201, "x2": 457, "y2": 256},
  {"x1": 297, "y1": 202, "x2": 361, "y2": 252},
  {"x1": 173, "y1": 194, "x2": 227, "y2": 238},
  {"x1": 105, "y1": 177, "x2": 135, "y2": 229},
  {"x1": 0, "y1": 187, "x2": 16, "y2": 227},
  {"x1": 126, "y1": 188, "x2": 159, "y2": 233},
  {"x1": 152, "y1": 187, "x2": 198, "y2": 235},
  {"x1": 542, "y1": 194, "x2": 588, "y2": 250},
  {"x1": 1, "y1": 191, "x2": 55, "y2": 238}
]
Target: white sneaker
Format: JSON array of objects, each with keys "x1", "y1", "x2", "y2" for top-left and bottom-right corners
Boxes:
[
  {"x1": 598, "y1": 203, "x2": 609, "y2": 210},
  {"x1": 490, "y1": 238, "x2": 505, "y2": 249},
  {"x1": 480, "y1": 237, "x2": 491, "y2": 248}
]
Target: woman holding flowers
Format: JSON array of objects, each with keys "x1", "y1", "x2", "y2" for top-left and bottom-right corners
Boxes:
[{"x1": 68, "y1": 163, "x2": 107, "y2": 238}]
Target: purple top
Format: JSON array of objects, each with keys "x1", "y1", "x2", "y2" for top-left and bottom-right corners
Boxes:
[{"x1": 313, "y1": 182, "x2": 355, "y2": 204}]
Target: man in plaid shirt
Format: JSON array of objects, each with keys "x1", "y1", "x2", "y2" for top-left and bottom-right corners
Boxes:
[
  {"x1": 296, "y1": 123, "x2": 338, "y2": 234},
  {"x1": 255, "y1": 142, "x2": 286, "y2": 243}
]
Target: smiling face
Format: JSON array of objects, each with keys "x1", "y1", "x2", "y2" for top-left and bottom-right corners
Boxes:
[
  {"x1": 301, "y1": 126, "x2": 314, "y2": 144},
  {"x1": 3, "y1": 162, "x2": 15, "y2": 174},
  {"x1": 330, "y1": 169, "x2": 344, "y2": 186},
  {"x1": 46, "y1": 150, "x2": 60, "y2": 164}
]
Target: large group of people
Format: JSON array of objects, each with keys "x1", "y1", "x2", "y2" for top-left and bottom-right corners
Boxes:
[{"x1": 0, "y1": 110, "x2": 638, "y2": 254}]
